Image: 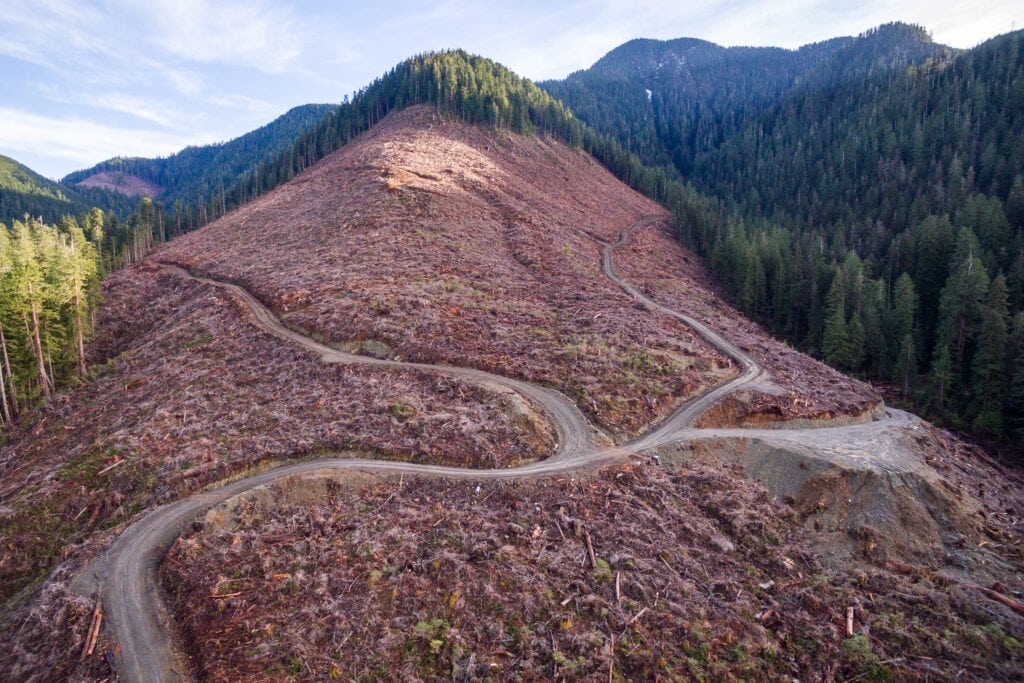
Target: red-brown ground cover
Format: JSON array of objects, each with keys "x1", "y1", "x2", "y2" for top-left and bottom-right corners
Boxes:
[
  {"x1": 0, "y1": 260, "x2": 552, "y2": 605},
  {"x1": 159, "y1": 105, "x2": 736, "y2": 438},
  {"x1": 163, "y1": 462, "x2": 1024, "y2": 681},
  {"x1": 75, "y1": 170, "x2": 164, "y2": 197},
  {"x1": 6, "y1": 106, "x2": 1015, "y2": 683},
  {"x1": 613, "y1": 221, "x2": 882, "y2": 423}
]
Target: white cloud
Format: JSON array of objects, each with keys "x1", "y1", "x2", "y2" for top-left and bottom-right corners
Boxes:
[
  {"x1": 135, "y1": 0, "x2": 303, "y2": 73},
  {"x1": 204, "y1": 92, "x2": 277, "y2": 114},
  {"x1": 33, "y1": 85, "x2": 186, "y2": 129},
  {"x1": 907, "y1": 0, "x2": 1021, "y2": 47},
  {"x1": 0, "y1": 107, "x2": 209, "y2": 172},
  {"x1": 0, "y1": 2, "x2": 101, "y2": 67}
]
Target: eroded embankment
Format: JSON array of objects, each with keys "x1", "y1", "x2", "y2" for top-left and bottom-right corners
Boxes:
[{"x1": 652, "y1": 419, "x2": 995, "y2": 576}]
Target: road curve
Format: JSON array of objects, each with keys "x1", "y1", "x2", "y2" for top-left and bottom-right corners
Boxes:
[
  {"x1": 160, "y1": 264, "x2": 598, "y2": 460},
  {"x1": 99, "y1": 216, "x2": 891, "y2": 682},
  {"x1": 596, "y1": 217, "x2": 768, "y2": 450}
]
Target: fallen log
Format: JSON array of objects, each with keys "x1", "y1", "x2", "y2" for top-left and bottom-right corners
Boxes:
[
  {"x1": 80, "y1": 601, "x2": 102, "y2": 661},
  {"x1": 980, "y1": 587, "x2": 1024, "y2": 617}
]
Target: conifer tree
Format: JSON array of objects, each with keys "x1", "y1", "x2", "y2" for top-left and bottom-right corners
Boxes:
[
  {"x1": 10, "y1": 220, "x2": 52, "y2": 398},
  {"x1": 895, "y1": 333, "x2": 918, "y2": 397},
  {"x1": 1006, "y1": 313, "x2": 1024, "y2": 440},
  {"x1": 935, "y1": 240, "x2": 990, "y2": 377},
  {"x1": 822, "y1": 275, "x2": 850, "y2": 368},
  {"x1": 928, "y1": 344, "x2": 954, "y2": 415},
  {"x1": 0, "y1": 215, "x2": 104, "y2": 425}
]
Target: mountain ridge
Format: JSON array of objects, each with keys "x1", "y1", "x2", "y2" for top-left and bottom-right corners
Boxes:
[
  {"x1": 7, "y1": 104, "x2": 1020, "y2": 680},
  {"x1": 61, "y1": 103, "x2": 337, "y2": 210},
  {"x1": 0, "y1": 154, "x2": 91, "y2": 224}
]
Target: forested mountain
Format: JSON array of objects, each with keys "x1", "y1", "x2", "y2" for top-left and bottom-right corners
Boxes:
[
  {"x1": 540, "y1": 23, "x2": 948, "y2": 173},
  {"x1": 0, "y1": 155, "x2": 91, "y2": 225},
  {"x1": 542, "y1": 24, "x2": 1024, "y2": 454},
  {"x1": 62, "y1": 103, "x2": 337, "y2": 226},
  {"x1": 5, "y1": 30, "x2": 1023, "y2": 454}
]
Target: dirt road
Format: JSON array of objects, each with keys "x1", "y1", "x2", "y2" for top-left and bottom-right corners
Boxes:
[{"x1": 97, "y1": 216, "x2": 913, "y2": 682}]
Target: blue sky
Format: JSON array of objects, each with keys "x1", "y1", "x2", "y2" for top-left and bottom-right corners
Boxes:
[{"x1": 1, "y1": 1, "x2": 1020, "y2": 180}]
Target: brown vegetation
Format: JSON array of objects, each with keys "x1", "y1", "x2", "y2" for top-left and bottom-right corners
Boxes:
[
  {"x1": 0, "y1": 260, "x2": 552, "y2": 604},
  {"x1": 75, "y1": 171, "x2": 164, "y2": 198},
  {"x1": 612, "y1": 220, "x2": 881, "y2": 424},
  {"x1": 163, "y1": 462, "x2": 1023, "y2": 681},
  {"x1": 3, "y1": 106, "x2": 1019, "y2": 682},
  {"x1": 159, "y1": 105, "x2": 737, "y2": 438}
]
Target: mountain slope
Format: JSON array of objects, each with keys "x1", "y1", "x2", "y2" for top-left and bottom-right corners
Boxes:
[
  {"x1": 0, "y1": 154, "x2": 90, "y2": 224},
  {"x1": 544, "y1": 25, "x2": 1024, "y2": 453},
  {"x1": 62, "y1": 103, "x2": 337, "y2": 209},
  {"x1": 1, "y1": 102, "x2": 1021, "y2": 682},
  {"x1": 161, "y1": 104, "x2": 877, "y2": 435}
]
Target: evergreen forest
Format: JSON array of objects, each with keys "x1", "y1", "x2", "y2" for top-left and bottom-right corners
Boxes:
[
  {"x1": 0, "y1": 215, "x2": 103, "y2": 427},
  {"x1": 542, "y1": 24, "x2": 1024, "y2": 454},
  {"x1": 60, "y1": 104, "x2": 338, "y2": 229},
  {"x1": 0, "y1": 192, "x2": 186, "y2": 429},
  {"x1": 3, "y1": 30, "x2": 1023, "y2": 456}
]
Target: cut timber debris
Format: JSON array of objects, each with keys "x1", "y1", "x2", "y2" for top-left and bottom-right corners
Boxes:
[
  {"x1": 884, "y1": 560, "x2": 918, "y2": 575},
  {"x1": 160, "y1": 461, "x2": 1024, "y2": 681},
  {"x1": 584, "y1": 530, "x2": 597, "y2": 569},
  {"x1": 96, "y1": 459, "x2": 124, "y2": 476},
  {"x1": 626, "y1": 606, "x2": 649, "y2": 626},
  {"x1": 980, "y1": 587, "x2": 1024, "y2": 616},
  {"x1": 80, "y1": 601, "x2": 102, "y2": 661}
]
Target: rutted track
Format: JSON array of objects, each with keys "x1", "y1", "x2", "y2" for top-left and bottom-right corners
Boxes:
[{"x1": 99, "y1": 216, "x2": 905, "y2": 682}]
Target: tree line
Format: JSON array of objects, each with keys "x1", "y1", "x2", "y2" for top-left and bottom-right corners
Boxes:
[
  {"x1": 0, "y1": 215, "x2": 102, "y2": 426},
  {"x1": 540, "y1": 26, "x2": 1024, "y2": 455},
  {"x1": 685, "y1": 30, "x2": 1024, "y2": 451},
  {"x1": 0, "y1": 192, "x2": 180, "y2": 432}
]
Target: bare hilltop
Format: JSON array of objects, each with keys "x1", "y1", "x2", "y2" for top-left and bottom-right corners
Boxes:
[{"x1": 2, "y1": 106, "x2": 1022, "y2": 681}]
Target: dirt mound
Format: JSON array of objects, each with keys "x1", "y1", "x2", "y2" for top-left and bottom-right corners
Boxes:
[
  {"x1": 652, "y1": 416, "x2": 1024, "y2": 584},
  {"x1": 75, "y1": 170, "x2": 163, "y2": 197}
]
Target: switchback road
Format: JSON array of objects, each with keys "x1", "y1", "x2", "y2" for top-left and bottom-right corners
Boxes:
[{"x1": 97, "y1": 216, "x2": 912, "y2": 682}]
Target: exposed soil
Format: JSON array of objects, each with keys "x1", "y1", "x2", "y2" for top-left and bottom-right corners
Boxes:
[
  {"x1": 654, "y1": 423, "x2": 1024, "y2": 581},
  {"x1": 0, "y1": 260, "x2": 553, "y2": 605},
  {"x1": 2, "y1": 106, "x2": 1021, "y2": 683},
  {"x1": 75, "y1": 171, "x2": 164, "y2": 198},
  {"x1": 162, "y1": 462, "x2": 1024, "y2": 681},
  {"x1": 612, "y1": 220, "x2": 881, "y2": 424},
  {"x1": 158, "y1": 105, "x2": 737, "y2": 439}
]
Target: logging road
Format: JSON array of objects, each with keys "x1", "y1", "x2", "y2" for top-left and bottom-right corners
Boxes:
[{"x1": 96, "y1": 216, "x2": 915, "y2": 682}]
